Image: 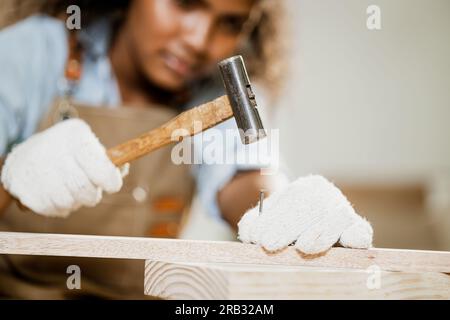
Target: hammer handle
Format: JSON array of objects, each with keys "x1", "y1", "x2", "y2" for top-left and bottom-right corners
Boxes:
[{"x1": 107, "y1": 95, "x2": 233, "y2": 167}]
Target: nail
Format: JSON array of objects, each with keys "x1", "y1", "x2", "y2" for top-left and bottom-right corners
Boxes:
[{"x1": 259, "y1": 189, "x2": 265, "y2": 215}]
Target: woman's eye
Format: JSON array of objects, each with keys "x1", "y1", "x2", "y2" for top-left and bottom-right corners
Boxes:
[
  {"x1": 174, "y1": 0, "x2": 200, "y2": 10},
  {"x1": 218, "y1": 17, "x2": 247, "y2": 35}
]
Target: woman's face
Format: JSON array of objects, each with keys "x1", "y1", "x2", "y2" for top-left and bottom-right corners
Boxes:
[{"x1": 124, "y1": 0, "x2": 257, "y2": 91}]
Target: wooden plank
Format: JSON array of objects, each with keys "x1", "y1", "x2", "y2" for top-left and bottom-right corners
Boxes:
[
  {"x1": 0, "y1": 232, "x2": 449, "y2": 273},
  {"x1": 144, "y1": 261, "x2": 450, "y2": 300}
]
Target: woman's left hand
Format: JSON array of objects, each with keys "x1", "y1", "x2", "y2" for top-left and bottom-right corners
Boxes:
[{"x1": 237, "y1": 175, "x2": 373, "y2": 255}]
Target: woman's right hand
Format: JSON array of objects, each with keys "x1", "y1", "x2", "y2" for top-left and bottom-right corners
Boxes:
[{"x1": 0, "y1": 119, "x2": 127, "y2": 218}]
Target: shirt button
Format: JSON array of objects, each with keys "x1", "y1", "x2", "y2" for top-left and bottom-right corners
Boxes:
[{"x1": 132, "y1": 187, "x2": 148, "y2": 203}]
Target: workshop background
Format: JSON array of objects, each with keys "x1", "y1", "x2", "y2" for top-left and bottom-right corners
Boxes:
[
  {"x1": 1, "y1": 0, "x2": 449, "y2": 251},
  {"x1": 182, "y1": 0, "x2": 450, "y2": 251}
]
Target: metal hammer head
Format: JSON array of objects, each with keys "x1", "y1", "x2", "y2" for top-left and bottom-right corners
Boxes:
[{"x1": 218, "y1": 55, "x2": 267, "y2": 144}]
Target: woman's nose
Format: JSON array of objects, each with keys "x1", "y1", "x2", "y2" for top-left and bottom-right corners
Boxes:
[{"x1": 182, "y1": 14, "x2": 213, "y2": 55}]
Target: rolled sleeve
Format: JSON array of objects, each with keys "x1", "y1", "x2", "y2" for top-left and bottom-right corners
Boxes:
[
  {"x1": 0, "y1": 15, "x2": 67, "y2": 157},
  {"x1": 0, "y1": 44, "x2": 23, "y2": 157}
]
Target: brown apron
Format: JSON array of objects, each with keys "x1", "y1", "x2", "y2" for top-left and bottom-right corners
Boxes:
[{"x1": 0, "y1": 100, "x2": 195, "y2": 299}]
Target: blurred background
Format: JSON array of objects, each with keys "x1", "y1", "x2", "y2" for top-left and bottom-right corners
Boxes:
[
  {"x1": 183, "y1": 0, "x2": 450, "y2": 251},
  {"x1": 1, "y1": 0, "x2": 449, "y2": 251}
]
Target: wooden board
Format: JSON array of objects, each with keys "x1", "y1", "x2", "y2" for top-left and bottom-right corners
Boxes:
[
  {"x1": 144, "y1": 261, "x2": 450, "y2": 300},
  {"x1": 0, "y1": 232, "x2": 449, "y2": 273}
]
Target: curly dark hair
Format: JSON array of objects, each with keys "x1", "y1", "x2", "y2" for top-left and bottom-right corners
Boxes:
[{"x1": 0, "y1": 0, "x2": 287, "y2": 99}]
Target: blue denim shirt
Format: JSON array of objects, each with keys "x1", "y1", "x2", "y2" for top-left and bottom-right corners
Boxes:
[{"x1": 0, "y1": 15, "x2": 269, "y2": 220}]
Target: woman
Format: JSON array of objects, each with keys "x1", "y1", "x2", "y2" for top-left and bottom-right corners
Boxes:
[
  {"x1": 0, "y1": 0, "x2": 287, "y2": 298},
  {"x1": 0, "y1": 0, "x2": 372, "y2": 299}
]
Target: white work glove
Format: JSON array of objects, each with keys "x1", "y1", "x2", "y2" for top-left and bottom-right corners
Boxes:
[
  {"x1": 1, "y1": 119, "x2": 128, "y2": 218},
  {"x1": 238, "y1": 175, "x2": 373, "y2": 255}
]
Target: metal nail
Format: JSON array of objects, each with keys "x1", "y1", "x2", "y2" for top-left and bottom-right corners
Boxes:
[{"x1": 259, "y1": 190, "x2": 265, "y2": 215}]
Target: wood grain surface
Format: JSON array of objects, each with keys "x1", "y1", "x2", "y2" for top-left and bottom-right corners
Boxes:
[
  {"x1": 144, "y1": 261, "x2": 450, "y2": 299},
  {"x1": 0, "y1": 232, "x2": 449, "y2": 273}
]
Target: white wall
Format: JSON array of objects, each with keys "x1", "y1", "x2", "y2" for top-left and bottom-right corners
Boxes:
[{"x1": 276, "y1": 0, "x2": 450, "y2": 185}]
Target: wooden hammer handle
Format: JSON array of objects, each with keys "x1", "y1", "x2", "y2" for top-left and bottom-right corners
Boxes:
[{"x1": 107, "y1": 95, "x2": 233, "y2": 166}]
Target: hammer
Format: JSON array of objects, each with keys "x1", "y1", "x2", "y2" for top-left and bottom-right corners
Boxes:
[{"x1": 107, "y1": 56, "x2": 267, "y2": 166}]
